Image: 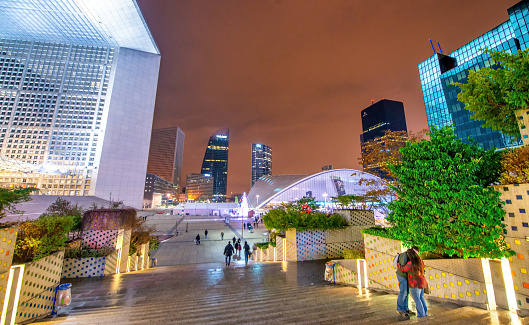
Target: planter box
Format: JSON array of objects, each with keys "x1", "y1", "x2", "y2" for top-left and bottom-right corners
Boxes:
[
  {"x1": 0, "y1": 227, "x2": 17, "y2": 307},
  {"x1": 495, "y1": 184, "x2": 529, "y2": 314},
  {"x1": 284, "y1": 227, "x2": 366, "y2": 262},
  {"x1": 62, "y1": 256, "x2": 107, "y2": 278},
  {"x1": 8, "y1": 251, "x2": 64, "y2": 324},
  {"x1": 363, "y1": 234, "x2": 494, "y2": 309},
  {"x1": 334, "y1": 209, "x2": 375, "y2": 226}
]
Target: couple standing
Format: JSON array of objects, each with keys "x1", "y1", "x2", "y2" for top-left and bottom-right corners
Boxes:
[{"x1": 395, "y1": 246, "x2": 428, "y2": 318}]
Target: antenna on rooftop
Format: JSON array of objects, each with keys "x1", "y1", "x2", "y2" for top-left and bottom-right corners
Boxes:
[
  {"x1": 429, "y1": 39, "x2": 436, "y2": 55},
  {"x1": 436, "y1": 41, "x2": 444, "y2": 55}
]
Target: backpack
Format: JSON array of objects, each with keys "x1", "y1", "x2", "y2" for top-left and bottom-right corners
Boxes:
[{"x1": 393, "y1": 253, "x2": 400, "y2": 269}]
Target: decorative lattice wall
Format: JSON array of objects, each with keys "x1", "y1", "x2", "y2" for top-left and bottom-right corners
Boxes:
[
  {"x1": 496, "y1": 184, "x2": 529, "y2": 312},
  {"x1": 0, "y1": 228, "x2": 17, "y2": 307},
  {"x1": 62, "y1": 257, "x2": 105, "y2": 278},
  {"x1": 364, "y1": 234, "x2": 490, "y2": 308},
  {"x1": 81, "y1": 230, "x2": 119, "y2": 249},
  {"x1": 104, "y1": 249, "x2": 121, "y2": 275},
  {"x1": 335, "y1": 209, "x2": 375, "y2": 226},
  {"x1": 15, "y1": 251, "x2": 64, "y2": 324}
]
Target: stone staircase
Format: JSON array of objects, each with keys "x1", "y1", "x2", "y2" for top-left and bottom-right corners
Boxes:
[{"x1": 35, "y1": 261, "x2": 524, "y2": 325}]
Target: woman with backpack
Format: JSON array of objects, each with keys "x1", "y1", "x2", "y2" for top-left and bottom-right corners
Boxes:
[{"x1": 397, "y1": 248, "x2": 428, "y2": 317}]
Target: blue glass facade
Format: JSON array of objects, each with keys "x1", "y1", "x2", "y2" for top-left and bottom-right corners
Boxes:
[
  {"x1": 418, "y1": 0, "x2": 529, "y2": 150},
  {"x1": 251, "y1": 143, "x2": 272, "y2": 188},
  {"x1": 201, "y1": 128, "x2": 229, "y2": 202}
]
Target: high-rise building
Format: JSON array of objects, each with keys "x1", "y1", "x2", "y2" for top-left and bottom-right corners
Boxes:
[
  {"x1": 418, "y1": 0, "x2": 528, "y2": 150},
  {"x1": 200, "y1": 128, "x2": 229, "y2": 202},
  {"x1": 143, "y1": 173, "x2": 175, "y2": 209},
  {"x1": 360, "y1": 99, "x2": 407, "y2": 178},
  {"x1": 251, "y1": 143, "x2": 272, "y2": 187},
  {"x1": 0, "y1": 0, "x2": 160, "y2": 208},
  {"x1": 321, "y1": 165, "x2": 333, "y2": 171},
  {"x1": 360, "y1": 99, "x2": 407, "y2": 144},
  {"x1": 185, "y1": 173, "x2": 214, "y2": 202},
  {"x1": 146, "y1": 127, "x2": 185, "y2": 191}
]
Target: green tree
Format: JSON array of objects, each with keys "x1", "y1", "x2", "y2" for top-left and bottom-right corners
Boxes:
[
  {"x1": 332, "y1": 194, "x2": 360, "y2": 209},
  {"x1": 454, "y1": 49, "x2": 529, "y2": 138},
  {"x1": 0, "y1": 187, "x2": 36, "y2": 226},
  {"x1": 387, "y1": 125, "x2": 511, "y2": 259}
]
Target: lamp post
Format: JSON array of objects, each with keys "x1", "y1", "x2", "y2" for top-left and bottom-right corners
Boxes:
[
  {"x1": 323, "y1": 193, "x2": 328, "y2": 210},
  {"x1": 256, "y1": 195, "x2": 260, "y2": 208}
]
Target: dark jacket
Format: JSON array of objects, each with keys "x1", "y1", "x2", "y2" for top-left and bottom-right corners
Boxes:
[
  {"x1": 196, "y1": 235, "x2": 200, "y2": 241},
  {"x1": 396, "y1": 252, "x2": 408, "y2": 278},
  {"x1": 224, "y1": 244, "x2": 234, "y2": 256},
  {"x1": 244, "y1": 243, "x2": 250, "y2": 253}
]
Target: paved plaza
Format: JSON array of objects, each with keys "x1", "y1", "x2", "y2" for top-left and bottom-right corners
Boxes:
[
  {"x1": 146, "y1": 214, "x2": 268, "y2": 265},
  {"x1": 32, "y1": 213, "x2": 526, "y2": 324}
]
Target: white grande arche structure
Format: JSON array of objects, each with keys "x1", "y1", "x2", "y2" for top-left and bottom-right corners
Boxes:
[
  {"x1": 248, "y1": 169, "x2": 392, "y2": 211},
  {"x1": 0, "y1": 0, "x2": 160, "y2": 208}
]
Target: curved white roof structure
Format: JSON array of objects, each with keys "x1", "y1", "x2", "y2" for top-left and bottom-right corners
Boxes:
[
  {"x1": 0, "y1": 0, "x2": 159, "y2": 54},
  {"x1": 248, "y1": 168, "x2": 391, "y2": 209}
]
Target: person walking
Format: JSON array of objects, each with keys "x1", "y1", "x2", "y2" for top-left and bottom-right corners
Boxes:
[
  {"x1": 397, "y1": 248, "x2": 428, "y2": 318},
  {"x1": 221, "y1": 231, "x2": 224, "y2": 241},
  {"x1": 195, "y1": 234, "x2": 200, "y2": 245},
  {"x1": 237, "y1": 238, "x2": 242, "y2": 256},
  {"x1": 224, "y1": 241, "x2": 234, "y2": 266},
  {"x1": 205, "y1": 229, "x2": 208, "y2": 239},
  {"x1": 243, "y1": 241, "x2": 251, "y2": 265},
  {"x1": 233, "y1": 236, "x2": 236, "y2": 245}
]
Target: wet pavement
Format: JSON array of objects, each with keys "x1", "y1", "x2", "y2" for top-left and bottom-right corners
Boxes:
[
  {"x1": 149, "y1": 215, "x2": 268, "y2": 266},
  {"x1": 37, "y1": 260, "x2": 524, "y2": 325}
]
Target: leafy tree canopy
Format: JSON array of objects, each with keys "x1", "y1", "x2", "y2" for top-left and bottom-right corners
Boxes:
[
  {"x1": 0, "y1": 187, "x2": 36, "y2": 226},
  {"x1": 387, "y1": 125, "x2": 511, "y2": 259},
  {"x1": 454, "y1": 49, "x2": 529, "y2": 138}
]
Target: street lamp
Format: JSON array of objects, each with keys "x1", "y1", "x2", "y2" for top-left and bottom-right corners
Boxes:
[
  {"x1": 322, "y1": 193, "x2": 328, "y2": 210},
  {"x1": 256, "y1": 195, "x2": 260, "y2": 208}
]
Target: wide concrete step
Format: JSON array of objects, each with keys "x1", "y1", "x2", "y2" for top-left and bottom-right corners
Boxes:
[{"x1": 35, "y1": 261, "x2": 522, "y2": 325}]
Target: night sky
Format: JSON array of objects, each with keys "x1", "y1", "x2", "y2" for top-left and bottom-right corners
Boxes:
[{"x1": 136, "y1": 0, "x2": 519, "y2": 196}]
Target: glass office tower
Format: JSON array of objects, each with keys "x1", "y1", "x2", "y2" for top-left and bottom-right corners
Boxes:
[
  {"x1": 0, "y1": 0, "x2": 161, "y2": 208},
  {"x1": 251, "y1": 143, "x2": 272, "y2": 187},
  {"x1": 146, "y1": 127, "x2": 185, "y2": 191},
  {"x1": 418, "y1": 0, "x2": 528, "y2": 150},
  {"x1": 200, "y1": 128, "x2": 229, "y2": 202}
]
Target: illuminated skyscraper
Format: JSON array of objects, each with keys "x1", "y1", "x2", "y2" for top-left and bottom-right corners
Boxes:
[
  {"x1": 418, "y1": 0, "x2": 528, "y2": 149},
  {"x1": 146, "y1": 127, "x2": 185, "y2": 191},
  {"x1": 251, "y1": 143, "x2": 272, "y2": 187},
  {"x1": 360, "y1": 99, "x2": 407, "y2": 179},
  {"x1": 0, "y1": 0, "x2": 161, "y2": 208},
  {"x1": 200, "y1": 128, "x2": 229, "y2": 202}
]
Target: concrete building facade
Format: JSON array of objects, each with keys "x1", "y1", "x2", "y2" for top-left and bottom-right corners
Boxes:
[{"x1": 0, "y1": 0, "x2": 161, "y2": 208}]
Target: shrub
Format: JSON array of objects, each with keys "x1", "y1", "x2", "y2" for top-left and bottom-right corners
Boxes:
[
  {"x1": 149, "y1": 237, "x2": 160, "y2": 251},
  {"x1": 499, "y1": 146, "x2": 529, "y2": 185},
  {"x1": 64, "y1": 246, "x2": 113, "y2": 259},
  {"x1": 263, "y1": 208, "x2": 347, "y2": 232},
  {"x1": 256, "y1": 242, "x2": 270, "y2": 250},
  {"x1": 14, "y1": 215, "x2": 75, "y2": 263},
  {"x1": 343, "y1": 249, "x2": 365, "y2": 259}
]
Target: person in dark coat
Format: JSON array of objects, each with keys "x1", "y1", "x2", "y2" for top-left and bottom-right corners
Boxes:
[
  {"x1": 244, "y1": 241, "x2": 251, "y2": 265},
  {"x1": 224, "y1": 241, "x2": 234, "y2": 266},
  {"x1": 195, "y1": 234, "x2": 200, "y2": 245},
  {"x1": 204, "y1": 229, "x2": 208, "y2": 239}
]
